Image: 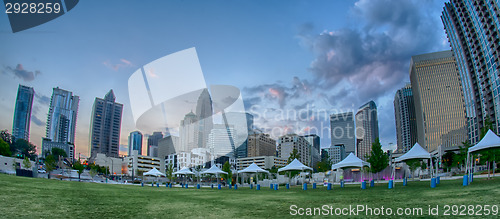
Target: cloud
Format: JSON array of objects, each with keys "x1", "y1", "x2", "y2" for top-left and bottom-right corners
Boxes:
[
  {"x1": 31, "y1": 116, "x2": 45, "y2": 127},
  {"x1": 35, "y1": 93, "x2": 50, "y2": 105},
  {"x1": 2, "y1": 64, "x2": 41, "y2": 81},
  {"x1": 103, "y1": 59, "x2": 134, "y2": 71}
]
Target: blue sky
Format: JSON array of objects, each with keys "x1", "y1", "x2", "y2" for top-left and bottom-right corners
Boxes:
[{"x1": 0, "y1": 0, "x2": 449, "y2": 157}]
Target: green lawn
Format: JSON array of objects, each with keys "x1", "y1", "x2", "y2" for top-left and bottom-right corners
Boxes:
[{"x1": 0, "y1": 174, "x2": 499, "y2": 218}]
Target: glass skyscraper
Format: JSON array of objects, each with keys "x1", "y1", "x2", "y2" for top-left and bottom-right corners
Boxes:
[
  {"x1": 330, "y1": 112, "x2": 355, "y2": 155},
  {"x1": 128, "y1": 131, "x2": 143, "y2": 156},
  {"x1": 12, "y1": 84, "x2": 34, "y2": 141},
  {"x1": 442, "y1": 0, "x2": 500, "y2": 144},
  {"x1": 393, "y1": 83, "x2": 417, "y2": 153},
  {"x1": 355, "y1": 101, "x2": 379, "y2": 161}
]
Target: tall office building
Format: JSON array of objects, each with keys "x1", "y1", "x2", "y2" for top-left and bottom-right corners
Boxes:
[
  {"x1": 277, "y1": 134, "x2": 310, "y2": 166},
  {"x1": 207, "y1": 124, "x2": 236, "y2": 158},
  {"x1": 128, "y1": 131, "x2": 143, "y2": 156},
  {"x1": 195, "y1": 89, "x2": 213, "y2": 149},
  {"x1": 303, "y1": 134, "x2": 320, "y2": 167},
  {"x1": 147, "y1": 132, "x2": 163, "y2": 157},
  {"x1": 442, "y1": 0, "x2": 500, "y2": 144},
  {"x1": 89, "y1": 90, "x2": 123, "y2": 158},
  {"x1": 324, "y1": 144, "x2": 345, "y2": 165},
  {"x1": 43, "y1": 87, "x2": 79, "y2": 160},
  {"x1": 410, "y1": 51, "x2": 468, "y2": 153},
  {"x1": 330, "y1": 112, "x2": 355, "y2": 155},
  {"x1": 355, "y1": 101, "x2": 379, "y2": 161},
  {"x1": 247, "y1": 130, "x2": 276, "y2": 157},
  {"x1": 223, "y1": 112, "x2": 253, "y2": 158},
  {"x1": 393, "y1": 83, "x2": 418, "y2": 153},
  {"x1": 12, "y1": 85, "x2": 34, "y2": 141},
  {"x1": 179, "y1": 111, "x2": 197, "y2": 152}
]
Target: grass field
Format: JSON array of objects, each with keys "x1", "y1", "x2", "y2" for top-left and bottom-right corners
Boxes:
[{"x1": 0, "y1": 174, "x2": 499, "y2": 218}]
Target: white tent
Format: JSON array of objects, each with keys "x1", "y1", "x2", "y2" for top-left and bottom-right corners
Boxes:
[
  {"x1": 202, "y1": 165, "x2": 228, "y2": 185},
  {"x1": 239, "y1": 163, "x2": 269, "y2": 185},
  {"x1": 466, "y1": 130, "x2": 500, "y2": 183},
  {"x1": 173, "y1": 167, "x2": 195, "y2": 175},
  {"x1": 394, "y1": 143, "x2": 431, "y2": 162},
  {"x1": 278, "y1": 159, "x2": 313, "y2": 172},
  {"x1": 144, "y1": 167, "x2": 166, "y2": 177},
  {"x1": 331, "y1": 153, "x2": 370, "y2": 170}
]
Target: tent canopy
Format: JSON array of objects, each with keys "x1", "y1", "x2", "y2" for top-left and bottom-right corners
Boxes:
[
  {"x1": 239, "y1": 163, "x2": 270, "y2": 174},
  {"x1": 394, "y1": 143, "x2": 431, "y2": 162},
  {"x1": 201, "y1": 165, "x2": 228, "y2": 175},
  {"x1": 278, "y1": 159, "x2": 313, "y2": 172},
  {"x1": 331, "y1": 153, "x2": 370, "y2": 170},
  {"x1": 173, "y1": 166, "x2": 195, "y2": 175},
  {"x1": 469, "y1": 130, "x2": 500, "y2": 153},
  {"x1": 144, "y1": 167, "x2": 166, "y2": 177}
]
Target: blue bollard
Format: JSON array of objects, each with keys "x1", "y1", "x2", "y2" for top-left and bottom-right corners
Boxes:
[
  {"x1": 327, "y1": 183, "x2": 332, "y2": 190},
  {"x1": 218, "y1": 184, "x2": 221, "y2": 190},
  {"x1": 341, "y1": 181, "x2": 344, "y2": 188},
  {"x1": 274, "y1": 184, "x2": 278, "y2": 190},
  {"x1": 270, "y1": 184, "x2": 273, "y2": 189},
  {"x1": 303, "y1": 183, "x2": 307, "y2": 190},
  {"x1": 234, "y1": 184, "x2": 238, "y2": 190},
  {"x1": 166, "y1": 183, "x2": 168, "y2": 188},
  {"x1": 388, "y1": 180, "x2": 393, "y2": 189},
  {"x1": 471, "y1": 174, "x2": 473, "y2": 182},
  {"x1": 211, "y1": 184, "x2": 214, "y2": 189},
  {"x1": 370, "y1": 180, "x2": 374, "y2": 187},
  {"x1": 169, "y1": 183, "x2": 172, "y2": 188},
  {"x1": 157, "y1": 183, "x2": 159, "y2": 187},
  {"x1": 403, "y1": 178, "x2": 407, "y2": 186},
  {"x1": 286, "y1": 183, "x2": 290, "y2": 189},
  {"x1": 197, "y1": 184, "x2": 200, "y2": 189},
  {"x1": 313, "y1": 183, "x2": 317, "y2": 189},
  {"x1": 250, "y1": 184, "x2": 253, "y2": 189},
  {"x1": 185, "y1": 184, "x2": 188, "y2": 189},
  {"x1": 437, "y1": 176, "x2": 440, "y2": 184},
  {"x1": 431, "y1": 178, "x2": 436, "y2": 188},
  {"x1": 229, "y1": 184, "x2": 232, "y2": 189},
  {"x1": 141, "y1": 182, "x2": 144, "y2": 187},
  {"x1": 362, "y1": 181, "x2": 366, "y2": 189},
  {"x1": 151, "y1": 182, "x2": 154, "y2": 187},
  {"x1": 257, "y1": 184, "x2": 260, "y2": 190},
  {"x1": 463, "y1": 175, "x2": 468, "y2": 186}
]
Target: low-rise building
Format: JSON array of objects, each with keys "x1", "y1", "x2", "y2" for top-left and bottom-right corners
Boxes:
[
  {"x1": 126, "y1": 150, "x2": 161, "y2": 176},
  {"x1": 236, "y1": 156, "x2": 287, "y2": 170}
]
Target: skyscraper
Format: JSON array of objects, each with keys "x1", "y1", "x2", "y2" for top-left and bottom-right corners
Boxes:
[
  {"x1": 410, "y1": 50, "x2": 468, "y2": 153},
  {"x1": 89, "y1": 90, "x2": 123, "y2": 158},
  {"x1": 195, "y1": 89, "x2": 213, "y2": 148},
  {"x1": 442, "y1": 0, "x2": 500, "y2": 144},
  {"x1": 247, "y1": 130, "x2": 276, "y2": 157},
  {"x1": 147, "y1": 132, "x2": 163, "y2": 157},
  {"x1": 179, "y1": 111, "x2": 197, "y2": 152},
  {"x1": 277, "y1": 134, "x2": 310, "y2": 166},
  {"x1": 207, "y1": 124, "x2": 236, "y2": 158},
  {"x1": 43, "y1": 87, "x2": 79, "y2": 160},
  {"x1": 330, "y1": 112, "x2": 355, "y2": 155},
  {"x1": 393, "y1": 83, "x2": 417, "y2": 153},
  {"x1": 303, "y1": 134, "x2": 320, "y2": 167},
  {"x1": 223, "y1": 112, "x2": 253, "y2": 158},
  {"x1": 12, "y1": 85, "x2": 34, "y2": 141},
  {"x1": 128, "y1": 131, "x2": 143, "y2": 156},
  {"x1": 355, "y1": 101, "x2": 379, "y2": 161}
]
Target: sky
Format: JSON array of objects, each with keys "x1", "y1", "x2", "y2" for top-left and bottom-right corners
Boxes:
[{"x1": 0, "y1": 0, "x2": 450, "y2": 158}]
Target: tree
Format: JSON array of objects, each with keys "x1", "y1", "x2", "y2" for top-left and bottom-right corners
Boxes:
[
  {"x1": 166, "y1": 163, "x2": 174, "y2": 183},
  {"x1": 478, "y1": 117, "x2": 500, "y2": 179},
  {"x1": 442, "y1": 151, "x2": 455, "y2": 172},
  {"x1": 455, "y1": 141, "x2": 471, "y2": 171},
  {"x1": 73, "y1": 159, "x2": 85, "y2": 181},
  {"x1": 222, "y1": 161, "x2": 232, "y2": 185},
  {"x1": 0, "y1": 138, "x2": 11, "y2": 157},
  {"x1": 316, "y1": 151, "x2": 332, "y2": 172},
  {"x1": 45, "y1": 154, "x2": 57, "y2": 179},
  {"x1": 366, "y1": 138, "x2": 389, "y2": 181},
  {"x1": 406, "y1": 159, "x2": 421, "y2": 180},
  {"x1": 22, "y1": 157, "x2": 32, "y2": 169},
  {"x1": 51, "y1": 148, "x2": 67, "y2": 158},
  {"x1": 287, "y1": 148, "x2": 300, "y2": 164},
  {"x1": 89, "y1": 165, "x2": 98, "y2": 181}
]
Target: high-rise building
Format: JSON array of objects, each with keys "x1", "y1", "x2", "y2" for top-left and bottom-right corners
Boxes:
[
  {"x1": 442, "y1": 0, "x2": 500, "y2": 144},
  {"x1": 410, "y1": 50, "x2": 468, "y2": 153},
  {"x1": 324, "y1": 144, "x2": 345, "y2": 165},
  {"x1": 207, "y1": 124, "x2": 236, "y2": 158},
  {"x1": 330, "y1": 112, "x2": 355, "y2": 155},
  {"x1": 128, "y1": 131, "x2": 143, "y2": 156},
  {"x1": 179, "y1": 111, "x2": 197, "y2": 152},
  {"x1": 355, "y1": 101, "x2": 379, "y2": 161},
  {"x1": 247, "y1": 130, "x2": 276, "y2": 157},
  {"x1": 89, "y1": 90, "x2": 123, "y2": 158},
  {"x1": 147, "y1": 132, "x2": 163, "y2": 157},
  {"x1": 43, "y1": 87, "x2": 79, "y2": 161},
  {"x1": 223, "y1": 112, "x2": 253, "y2": 158},
  {"x1": 393, "y1": 83, "x2": 418, "y2": 153},
  {"x1": 195, "y1": 89, "x2": 213, "y2": 149},
  {"x1": 12, "y1": 85, "x2": 34, "y2": 141},
  {"x1": 277, "y1": 134, "x2": 310, "y2": 166},
  {"x1": 303, "y1": 134, "x2": 320, "y2": 168}
]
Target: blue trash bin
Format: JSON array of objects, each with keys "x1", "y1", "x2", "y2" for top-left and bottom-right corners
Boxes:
[
  {"x1": 361, "y1": 181, "x2": 366, "y2": 189},
  {"x1": 169, "y1": 183, "x2": 172, "y2": 188},
  {"x1": 211, "y1": 184, "x2": 214, "y2": 189},
  {"x1": 185, "y1": 184, "x2": 188, "y2": 189},
  {"x1": 234, "y1": 184, "x2": 238, "y2": 190},
  {"x1": 157, "y1": 183, "x2": 159, "y2": 187},
  {"x1": 270, "y1": 184, "x2": 273, "y2": 189},
  {"x1": 197, "y1": 184, "x2": 200, "y2": 189},
  {"x1": 274, "y1": 184, "x2": 278, "y2": 190},
  {"x1": 388, "y1": 180, "x2": 393, "y2": 189},
  {"x1": 166, "y1": 183, "x2": 168, "y2": 188},
  {"x1": 286, "y1": 183, "x2": 290, "y2": 189},
  {"x1": 151, "y1": 182, "x2": 154, "y2": 187},
  {"x1": 141, "y1": 182, "x2": 144, "y2": 187},
  {"x1": 403, "y1": 178, "x2": 407, "y2": 186},
  {"x1": 257, "y1": 184, "x2": 260, "y2": 190},
  {"x1": 313, "y1": 183, "x2": 317, "y2": 189},
  {"x1": 250, "y1": 184, "x2": 253, "y2": 189},
  {"x1": 229, "y1": 184, "x2": 232, "y2": 189},
  {"x1": 341, "y1": 181, "x2": 344, "y2": 188},
  {"x1": 463, "y1": 175, "x2": 468, "y2": 186},
  {"x1": 370, "y1": 180, "x2": 374, "y2": 187},
  {"x1": 303, "y1": 183, "x2": 307, "y2": 190},
  {"x1": 431, "y1": 178, "x2": 436, "y2": 188},
  {"x1": 437, "y1": 176, "x2": 440, "y2": 184},
  {"x1": 327, "y1": 183, "x2": 332, "y2": 190},
  {"x1": 218, "y1": 184, "x2": 221, "y2": 190}
]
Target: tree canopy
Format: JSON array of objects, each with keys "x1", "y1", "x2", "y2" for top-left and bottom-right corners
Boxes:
[{"x1": 366, "y1": 138, "x2": 388, "y2": 174}]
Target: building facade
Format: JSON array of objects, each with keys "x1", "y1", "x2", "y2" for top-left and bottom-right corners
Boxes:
[
  {"x1": 394, "y1": 83, "x2": 418, "y2": 153},
  {"x1": 277, "y1": 134, "x2": 310, "y2": 166},
  {"x1": 12, "y1": 84, "x2": 34, "y2": 141},
  {"x1": 355, "y1": 101, "x2": 379, "y2": 161},
  {"x1": 126, "y1": 150, "x2": 161, "y2": 176},
  {"x1": 442, "y1": 0, "x2": 500, "y2": 144},
  {"x1": 236, "y1": 156, "x2": 287, "y2": 170},
  {"x1": 223, "y1": 112, "x2": 254, "y2": 159},
  {"x1": 410, "y1": 51, "x2": 468, "y2": 153},
  {"x1": 89, "y1": 90, "x2": 123, "y2": 159},
  {"x1": 330, "y1": 112, "x2": 355, "y2": 155},
  {"x1": 147, "y1": 132, "x2": 163, "y2": 157},
  {"x1": 195, "y1": 88, "x2": 213, "y2": 149},
  {"x1": 303, "y1": 134, "x2": 321, "y2": 168},
  {"x1": 247, "y1": 131, "x2": 276, "y2": 157},
  {"x1": 324, "y1": 144, "x2": 346, "y2": 165},
  {"x1": 128, "y1": 131, "x2": 143, "y2": 156},
  {"x1": 207, "y1": 124, "x2": 236, "y2": 158}
]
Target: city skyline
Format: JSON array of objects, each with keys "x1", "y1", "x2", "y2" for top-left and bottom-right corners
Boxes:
[{"x1": 0, "y1": 0, "x2": 450, "y2": 157}]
